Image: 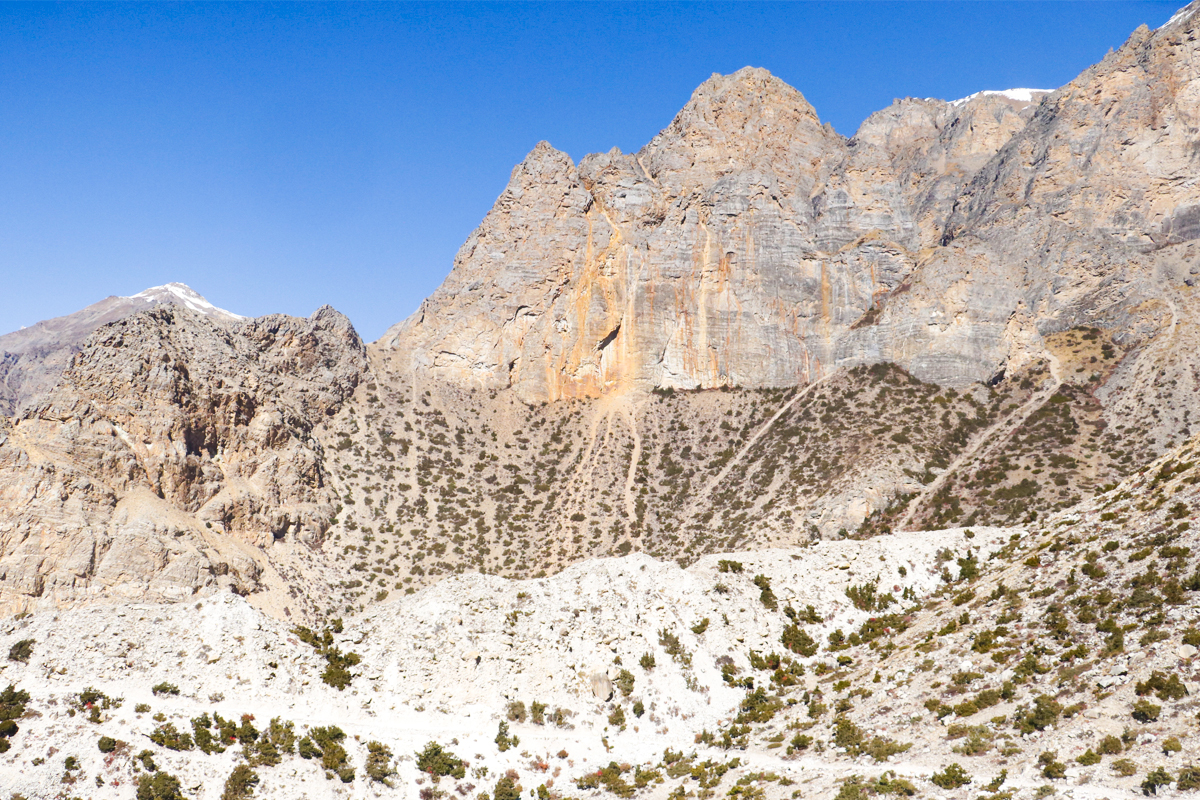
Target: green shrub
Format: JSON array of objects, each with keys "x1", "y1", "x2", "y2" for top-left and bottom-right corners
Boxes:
[
  {"x1": 1098, "y1": 735, "x2": 1123, "y2": 755},
  {"x1": 0, "y1": 685, "x2": 30, "y2": 754},
  {"x1": 1038, "y1": 751, "x2": 1067, "y2": 779},
  {"x1": 781, "y1": 625, "x2": 818, "y2": 657},
  {"x1": 149, "y1": 723, "x2": 194, "y2": 751},
  {"x1": 292, "y1": 623, "x2": 362, "y2": 690},
  {"x1": 1135, "y1": 671, "x2": 1188, "y2": 702},
  {"x1": 136, "y1": 772, "x2": 184, "y2": 800},
  {"x1": 1015, "y1": 695, "x2": 1062, "y2": 733},
  {"x1": 639, "y1": 652, "x2": 656, "y2": 671},
  {"x1": 1112, "y1": 758, "x2": 1138, "y2": 777},
  {"x1": 1163, "y1": 737, "x2": 1183, "y2": 755},
  {"x1": 365, "y1": 741, "x2": 396, "y2": 784},
  {"x1": 575, "y1": 762, "x2": 633, "y2": 797},
  {"x1": 1076, "y1": 749, "x2": 1101, "y2": 765},
  {"x1": 691, "y1": 618, "x2": 710, "y2": 635},
  {"x1": 151, "y1": 682, "x2": 180, "y2": 696},
  {"x1": 302, "y1": 725, "x2": 353, "y2": 782},
  {"x1": 658, "y1": 629, "x2": 684, "y2": 658},
  {"x1": 495, "y1": 720, "x2": 518, "y2": 752},
  {"x1": 753, "y1": 575, "x2": 778, "y2": 610},
  {"x1": 608, "y1": 705, "x2": 626, "y2": 729},
  {"x1": 615, "y1": 669, "x2": 635, "y2": 697},
  {"x1": 506, "y1": 701, "x2": 527, "y2": 722},
  {"x1": 718, "y1": 560, "x2": 744, "y2": 574},
  {"x1": 930, "y1": 763, "x2": 972, "y2": 789},
  {"x1": 136, "y1": 749, "x2": 157, "y2": 771},
  {"x1": 1132, "y1": 699, "x2": 1162, "y2": 723},
  {"x1": 220, "y1": 765, "x2": 259, "y2": 800},
  {"x1": 1177, "y1": 765, "x2": 1200, "y2": 791},
  {"x1": 787, "y1": 734, "x2": 812, "y2": 755},
  {"x1": 98, "y1": 736, "x2": 120, "y2": 753},
  {"x1": 1142, "y1": 767, "x2": 1173, "y2": 795},
  {"x1": 7, "y1": 639, "x2": 33, "y2": 663},
  {"x1": 495, "y1": 775, "x2": 523, "y2": 800}
]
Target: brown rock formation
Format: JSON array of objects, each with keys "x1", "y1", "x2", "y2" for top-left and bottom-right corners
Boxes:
[{"x1": 0, "y1": 304, "x2": 366, "y2": 616}]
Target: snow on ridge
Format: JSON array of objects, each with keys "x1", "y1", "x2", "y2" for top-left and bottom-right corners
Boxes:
[
  {"x1": 129, "y1": 282, "x2": 247, "y2": 320},
  {"x1": 950, "y1": 88, "x2": 1053, "y2": 107},
  {"x1": 1158, "y1": 2, "x2": 1198, "y2": 30}
]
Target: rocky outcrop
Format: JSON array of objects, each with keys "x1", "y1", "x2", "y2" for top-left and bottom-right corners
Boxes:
[
  {"x1": 0, "y1": 304, "x2": 367, "y2": 616},
  {"x1": 0, "y1": 283, "x2": 244, "y2": 416}
]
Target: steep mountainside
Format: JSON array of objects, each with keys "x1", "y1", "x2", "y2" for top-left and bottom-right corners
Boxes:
[
  {"x1": 0, "y1": 5, "x2": 1197, "y2": 626},
  {"x1": 381, "y1": 10, "x2": 1200, "y2": 477},
  {"x1": 0, "y1": 283, "x2": 245, "y2": 416},
  {"x1": 0, "y1": 428, "x2": 1196, "y2": 800}
]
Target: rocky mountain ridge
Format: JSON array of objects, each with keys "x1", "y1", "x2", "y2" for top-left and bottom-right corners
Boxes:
[{"x1": 0, "y1": 283, "x2": 244, "y2": 417}]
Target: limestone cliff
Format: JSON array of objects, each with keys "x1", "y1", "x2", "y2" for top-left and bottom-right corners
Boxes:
[{"x1": 384, "y1": 11, "x2": 1200, "y2": 413}]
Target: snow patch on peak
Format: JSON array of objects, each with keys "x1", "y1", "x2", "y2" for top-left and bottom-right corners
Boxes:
[
  {"x1": 128, "y1": 282, "x2": 246, "y2": 320},
  {"x1": 950, "y1": 88, "x2": 1053, "y2": 107},
  {"x1": 1159, "y1": 2, "x2": 1199, "y2": 30}
]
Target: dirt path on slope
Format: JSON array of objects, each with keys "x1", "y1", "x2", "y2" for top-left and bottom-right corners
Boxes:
[
  {"x1": 680, "y1": 376, "x2": 830, "y2": 526},
  {"x1": 895, "y1": 353, "x2": 1063, "y2": 533}
]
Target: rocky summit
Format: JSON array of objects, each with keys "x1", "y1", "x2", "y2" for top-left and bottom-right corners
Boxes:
[{"x1": 2, "y1": 5, "x2": 1200, "y2": 800}]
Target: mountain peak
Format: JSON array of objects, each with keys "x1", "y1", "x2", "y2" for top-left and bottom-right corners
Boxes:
[
  {"x1": 1159, "y1": 0, "x2": 1200, "y2": 30},
  {"x1": 128, "y1": 282, "x2": 245, "y2": 321},
  {"x1": 949, "y1": 88, "x2": 1054, "y2": 108},
  {"x1": 684, "y1": 66, "x2": 819, "y2": 122}
]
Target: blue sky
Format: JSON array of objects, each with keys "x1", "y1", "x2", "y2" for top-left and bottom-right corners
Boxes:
[{"x1": 0, "y1": 1, "x2": 1183, "y2": 341}]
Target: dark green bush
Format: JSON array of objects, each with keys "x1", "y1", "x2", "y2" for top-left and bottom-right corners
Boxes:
[
  {"x1": 753, "y1": 575, "x2": 778, "y2": 610},
  {"x1": 781, "y1": 624, "x2": 819, "y2": 657},
  {"x1": 1142, "y1": 767, "x2": 1173, "y2": 796},
  {"x1": 149, "y1": 723, "x2": 194, "y2": 751},
  {"x1": 930, "y1": 763, "x2": 972, "y2": 789},
  {"x1": 136, "y1": 772, "x2": 184, "y2": 800},
  {"x1": 415, "y1": 741, "x2": 465, "y2": 780},
  {"x1": 7, "y1": 639, "x2": 33, "y2": 664},
  {"x1": 1132, "y1": 699, "x2": 1162, "y2": 723},
  {"x1": 365, "y1": 741, "x2": 396, "y2": 784},
  {"x1": 220, "y1": 765, "x2": 259, "y2": 800}
]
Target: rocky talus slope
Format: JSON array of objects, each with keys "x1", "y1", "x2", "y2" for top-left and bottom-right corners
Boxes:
[{"x1": 0, "y1": 435, "x2": 1196, "y2": 799}]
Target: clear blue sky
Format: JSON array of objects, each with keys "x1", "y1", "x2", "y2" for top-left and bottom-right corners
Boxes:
[{"x1": 0, "y1": 1, "x2": 1182, "y2": 341}]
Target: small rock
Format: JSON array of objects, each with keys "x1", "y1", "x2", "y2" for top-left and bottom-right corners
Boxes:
[
  {"x1": 590, "y1": 672, "x2": 613, "y2": 701},
  {"x1": 1178, "y1": 644, "x2": 1197, "y2": 660}
]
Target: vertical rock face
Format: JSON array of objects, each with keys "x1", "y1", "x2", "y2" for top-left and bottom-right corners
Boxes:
[
  {"x1": 384, "y1": 68, "x2": 919, "y2": 400},
  {"x1": 0, "y1": 305, "x2": 367, "y2": 615},
  {"x1": 384, "y1": 10, "x2": 1200, "y2": 405}
]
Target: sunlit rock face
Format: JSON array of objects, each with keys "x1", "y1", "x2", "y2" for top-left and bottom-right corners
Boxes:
[{"x1": 384, "y1": 9, "x2": 1200, "y2": 404}]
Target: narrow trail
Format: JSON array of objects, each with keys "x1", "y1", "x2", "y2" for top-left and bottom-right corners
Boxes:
[
  {"x1": 680, "y1": 375, "x2": 831, "y2": 526},
  {"x1": 622, "y1": 396, "x2": 647, "y2": 524},
  {"x1": 895, "y1": 353, "x2": 1063, "y2": 533}
]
